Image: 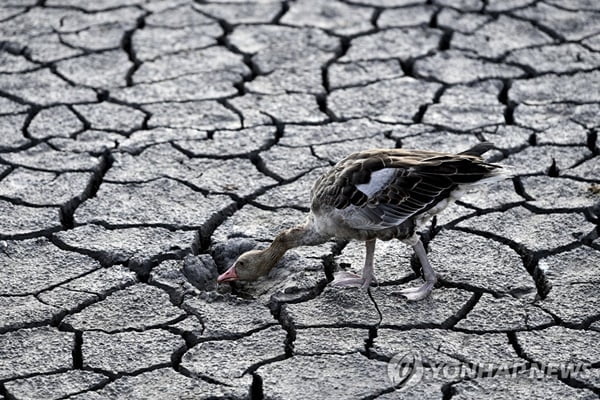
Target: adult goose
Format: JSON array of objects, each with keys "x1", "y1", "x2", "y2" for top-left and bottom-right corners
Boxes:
[{"x1": 218, "y1": 142, "x2": 509, "y2": 300}]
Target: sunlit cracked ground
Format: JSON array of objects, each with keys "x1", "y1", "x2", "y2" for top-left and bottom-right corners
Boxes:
[{"x1": 1, "y1": 0, "x2": 600, "y2": 399}]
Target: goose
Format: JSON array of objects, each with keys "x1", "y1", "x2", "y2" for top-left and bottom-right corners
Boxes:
[{"x1": 217, "y1": 142, "x2": 509, "y2": 300}]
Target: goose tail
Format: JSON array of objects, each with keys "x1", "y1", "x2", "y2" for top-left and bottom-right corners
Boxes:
[{"x1": 460, "y1": 142, "x2": 515, "y2": 183}]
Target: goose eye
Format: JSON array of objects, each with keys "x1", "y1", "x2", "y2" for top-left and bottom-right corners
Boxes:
[{"x1": 237, "y1": 261, "x2": 245, "y2": 268}]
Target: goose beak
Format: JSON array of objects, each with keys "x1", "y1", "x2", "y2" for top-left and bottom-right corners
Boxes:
[{"x1": 217, "y1": 265, "x2": 239, "y2": 283}]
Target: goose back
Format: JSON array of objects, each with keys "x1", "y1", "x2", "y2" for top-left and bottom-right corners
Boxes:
[{"x1": 310, "y1": 145, "x2": 504, "y2": 237}]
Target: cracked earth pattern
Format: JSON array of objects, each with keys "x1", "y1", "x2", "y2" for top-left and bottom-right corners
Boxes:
[{"x1": 0, "y1": 0, "x2": 599, "y2": 399}]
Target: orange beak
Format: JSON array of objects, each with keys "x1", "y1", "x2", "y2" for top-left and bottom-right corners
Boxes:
[{"x1": 217, "y1": 265, "x2": 239, "y2": 283}]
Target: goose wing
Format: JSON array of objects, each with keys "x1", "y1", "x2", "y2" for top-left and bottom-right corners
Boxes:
[{"x1": 311, "y1": 144, "x2": 501, "y2": 230}]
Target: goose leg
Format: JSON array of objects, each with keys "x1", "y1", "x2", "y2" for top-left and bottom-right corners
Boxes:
[
  {"x1": 360, "y1": 238, "x2": 376, "y2": 289},
  {"x1": 397, "y1": 239, "x2": 437, "y2": 301},
  {"x1": 331, "y1": 239, "x2": 377, "y2": 289}
]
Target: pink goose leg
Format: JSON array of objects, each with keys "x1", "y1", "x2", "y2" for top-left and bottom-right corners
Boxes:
[
  {"x1": 397, "y1": 239, "x2": 437, "y2": 301},
  {"x1": 330, "y1": 239, "x2": 377, "y2": 289}
]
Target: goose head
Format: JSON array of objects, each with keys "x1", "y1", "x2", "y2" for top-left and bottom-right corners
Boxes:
[{"x1": 217, "y1": 249, "x2": 276, "y2": 283}]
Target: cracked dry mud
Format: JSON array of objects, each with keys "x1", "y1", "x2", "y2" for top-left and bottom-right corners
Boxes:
[{"x1": 0, "y1": 0, "x2": 599, "y2": 399}]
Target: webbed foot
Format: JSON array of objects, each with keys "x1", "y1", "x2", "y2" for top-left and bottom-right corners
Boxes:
[
  {"x1": 330, "y1": 271, "x2": 377, "y2": 290},
  {"x1": 394, "y1": 279, "x2": 436, "y2": 301}
]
